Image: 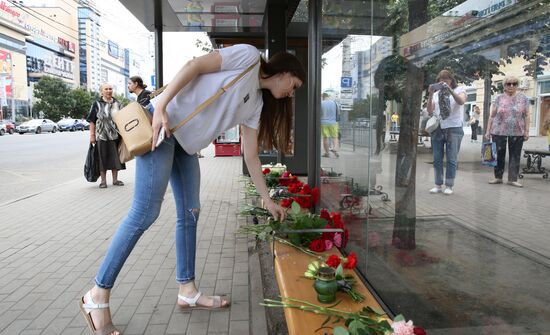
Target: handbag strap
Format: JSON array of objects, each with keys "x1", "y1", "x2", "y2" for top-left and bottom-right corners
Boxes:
[{"x1": 169, "y1": 58, "x2": 260, "y2": 133}]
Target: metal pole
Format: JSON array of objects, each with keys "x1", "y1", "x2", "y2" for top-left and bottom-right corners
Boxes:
[
  {"x1": 307, "y1": 0, "x2": 322, "y2": 195},
  {"x1": 154, "y1": 0, "x2": 163, "y2": 88}
]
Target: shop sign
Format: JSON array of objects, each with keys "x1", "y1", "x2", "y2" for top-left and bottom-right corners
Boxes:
[
  {"x1": 108, "y1": 40, "x2": 119, "y2": 58},
  {"x1": 0, "y1": 2, "x2": 75, "y2": 53},
  {"x1": 0, "y1": 49, "x2": 13, "y2": 97},
  {"x1": 0, "y1": 1, "x2": 20, "y2": 19},
  {"x1": 26, "y1": 54, "x2": 74, "y2": 80},
  {"x1": 58, "y1": 37, "x2": 75, "y2": 53}
]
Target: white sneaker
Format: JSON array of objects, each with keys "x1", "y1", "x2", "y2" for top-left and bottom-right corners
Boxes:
[
  {"x1": 443, "y1": 187, "x2": 453, "y2": 195},
  {"x1": 429, "y1": 186, "x2": 442, "y2": 194}
]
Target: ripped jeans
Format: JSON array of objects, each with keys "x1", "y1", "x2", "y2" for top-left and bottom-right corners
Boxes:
[{"x1": 95, "y1": 136, "x2": 200, "y2": 289}]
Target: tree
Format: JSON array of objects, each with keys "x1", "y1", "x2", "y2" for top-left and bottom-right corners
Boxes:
[
  {"x1": 33, "y1": 76, "x2": 74, "y2": 121},
  {"x1": 350, "y1": 95, "x2": 380, "y2": 122},
  {"x1": 114, "y1": 93, "x2": 130, "y2": 107},
  {"x1": 70, "y1": 88, "x2": 95, "y2": 119},
  {"x1": 382, "y1": 0, "x2": 487, "y2": 249}
]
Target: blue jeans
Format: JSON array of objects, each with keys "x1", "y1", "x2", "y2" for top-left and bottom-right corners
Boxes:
[
  {"x1": 95, "y1": 136, "x2": 201, "y2": 289},
  {"x1": 431, "y1": 126, "x2": 464, "y2": 187}
]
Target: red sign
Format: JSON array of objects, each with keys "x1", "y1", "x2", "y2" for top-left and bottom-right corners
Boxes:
[{"x1": 0, "y1": 49, "x2": 13, "y2": 97}]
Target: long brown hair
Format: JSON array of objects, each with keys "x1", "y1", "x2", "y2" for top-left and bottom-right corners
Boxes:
[{"x1": 258, "y1": 52, "x2": 306, "y2": 154}]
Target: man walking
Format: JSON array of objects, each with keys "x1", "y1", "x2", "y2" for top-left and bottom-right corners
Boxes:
[{"x1": 321, "y1": 92, "x2": 340, "y2": 158}]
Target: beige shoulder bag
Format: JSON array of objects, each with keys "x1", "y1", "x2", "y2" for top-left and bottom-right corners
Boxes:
[{"x1": 115, "y1": 58, "x2": 259, "y2": 163}]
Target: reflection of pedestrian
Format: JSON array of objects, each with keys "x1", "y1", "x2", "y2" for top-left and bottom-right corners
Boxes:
[
  {"x1": 544, "y1": 118, "x2": 550, "y2": 151},
  {"x1": 469, "y1": 105, "x2": 480, "y2": 142},
  {"x1": 87, "y1": 83, "x2": 125, "y2": 189},
  {"x1": 427, "y1": 70, "x2": 467, "y2": 195},
  {"x1": 485, "y1": 76, "x2": 530, "y2": 187},
  {"x1": 127, "y1": 76, "x2": 152, "y2": 107},
  {"x1": 390, "y1": 112, "x2": 399, "y2": 140},
  {"x1": 79, "y1": 44, "x2": 305, "y2": 335},
  {"x1": 420, "y1": 103, "x2": 430, "y2": 141},
  {"x1": 321, "y1": 92, "x2": 340, "y2": 158}
]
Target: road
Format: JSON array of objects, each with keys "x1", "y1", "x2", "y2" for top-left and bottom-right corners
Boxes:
[{"x1": 0, "y1": 130, "x2": 91, "y2": 204}]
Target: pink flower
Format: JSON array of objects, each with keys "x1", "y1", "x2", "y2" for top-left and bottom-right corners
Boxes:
[
  {"x1": 333, "y1": 233, "x2": 342, "y2": 248},
  {"x1": 324, "y1": 239, "x2": 333, "y2": 250},
  {"x1": 391, "y1": 320, "x2": 415, "y2": 335}
]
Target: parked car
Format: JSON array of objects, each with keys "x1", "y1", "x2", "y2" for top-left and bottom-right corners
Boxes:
[
  {"x1": 17, "y1": 119, "x2": 58, "y2": 134},
  {"x1": 0, "y1": 120, "x2": 15, "y2": 134},
  {"x1": 57, "y1": 118, "x2": 86, "y2": 132},
  {"x1": 0, "y1": 123, "x2": 5, "y2": 136},
  {"x1": 79, "y1": 119, "x2": 90, "y2": 130}
]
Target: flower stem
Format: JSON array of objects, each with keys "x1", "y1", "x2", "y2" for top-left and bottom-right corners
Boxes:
[{"x1": 274, "y1": 237, "x2": 325, "y2": 260}]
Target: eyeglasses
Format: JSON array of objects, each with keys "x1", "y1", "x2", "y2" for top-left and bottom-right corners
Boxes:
[{"x1": 505, "y1": 82, "x2": 519, "y2": 87}]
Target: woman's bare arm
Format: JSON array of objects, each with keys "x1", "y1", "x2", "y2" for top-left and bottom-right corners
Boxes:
[{"x1": 241, "y1": 125, "x2": 287, "y2": 221}]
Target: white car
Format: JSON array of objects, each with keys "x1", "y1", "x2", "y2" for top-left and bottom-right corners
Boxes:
[{"x1": 16, "y1": 119, "x2": 58, "y2": 134}]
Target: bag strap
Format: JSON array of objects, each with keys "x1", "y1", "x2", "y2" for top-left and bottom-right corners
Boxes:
[
  {"x1": 149, "y1": 86, "x2": 166, "y2": 99},
  {"x1": 169, "y1": 58, "x2": 260, "y2": 133}
]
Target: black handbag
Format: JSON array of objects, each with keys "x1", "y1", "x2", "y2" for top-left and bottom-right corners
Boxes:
[{"x1": 84, "y1": 143, "x2": 100, "y2": 182}]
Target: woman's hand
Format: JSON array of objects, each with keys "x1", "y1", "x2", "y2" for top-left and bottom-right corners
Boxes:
[
  {"x1": 90, "y1": 134, "x2": 96, "y2": 144},
  {"x1": 151, "y1": 104, "x2": 172, "y2": 151},
  {"x1": 265, "y1": 199, "x2": 287, "y2": 222},
  {"x1": 484, "y1": 133, "x2": 491, "y2": 140},
  {"x1": 524, "y1": 133, "x2": 529, "y2": 142}
]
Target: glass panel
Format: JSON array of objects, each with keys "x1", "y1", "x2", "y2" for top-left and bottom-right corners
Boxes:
[
  {"x1": 320, "y1": 0, "x2": 550, "y2": 333},
  {"x1": 175, "y1": 13, "x2": 263, "y2": 28},
  {"x1": 167, "y1": 0, "x2": 266, "y2": 14}
]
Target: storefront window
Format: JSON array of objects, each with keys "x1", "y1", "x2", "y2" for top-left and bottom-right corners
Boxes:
[{"x1": 319, "y1": 0, "x2": 550, "y2": 333}]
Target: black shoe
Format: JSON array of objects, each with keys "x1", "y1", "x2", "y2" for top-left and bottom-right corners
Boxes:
[{"x1": 331, "y1": 150, "x2": 339, "y2": 158}]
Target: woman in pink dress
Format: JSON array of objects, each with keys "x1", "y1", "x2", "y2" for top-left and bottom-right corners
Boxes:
[{"x1": 485, "y1": 75, "x2": 531, "y2": 187}]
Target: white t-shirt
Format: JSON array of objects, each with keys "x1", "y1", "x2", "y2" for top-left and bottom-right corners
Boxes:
[
  {"x1": 432, "y1": 86, "x2": 466, "y2": 129},
  {"x1": 152, "y1": 44, "x2": 262, "y2": 154}
]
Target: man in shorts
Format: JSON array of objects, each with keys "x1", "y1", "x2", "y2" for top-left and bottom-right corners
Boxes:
[{"x1": 321, "y1": 92, "x2": 340, "y2": 158}]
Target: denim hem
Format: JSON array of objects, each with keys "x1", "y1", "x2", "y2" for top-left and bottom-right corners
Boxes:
[
  {"x1": 95, "y1": 278, "x2": 113, "y2": 289},
  {"x1": 176, "y1": 277, "x2": 195, "y2": 284}
]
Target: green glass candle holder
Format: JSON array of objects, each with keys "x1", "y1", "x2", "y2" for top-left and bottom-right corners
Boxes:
[{"x1": 313, "y1": 266, "x2": 338, "y2": 304}]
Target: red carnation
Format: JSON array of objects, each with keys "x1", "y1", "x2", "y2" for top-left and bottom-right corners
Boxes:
[
  {"x1": 309, "y1": 239, "x2": 325, "y2": 252},
  {"x1": 344, "y1": 252, "x2": 357, "y2": 269},
  {"x1": 413, "y1": 327, "x2": 427, "y2": 335},
  {"x1": 280, "y1": 198, "x2": 293, "y2": 208},
  {"x1": 289, "y1": 177, "x2": 301, "y2": 185},
  {"x1": 326, "y1": 254, "x2": 341, "y2": 268},
  {"x1": 294, "y1": 196, "x2": 311, "y2": 208},
  {"x1": 301, "y1": 184, "x2": 311, "y2": 194},
  {"x1": 332, "y1": 212, "x2": 344, "y2": 229},
  {"x1": 321, "y1": 224, "x2": 335, "y2": 241},
  {"x1": 282, "y1": 171, "x2": 291, "y2": 178},
  {"x1": 288, "y1": 183, "x2": 302, "y2": 194},
  {"x1": 320, "y1": 209, "x2": 331, "y2": 222},
  {"x1": 262, "y1": 168, "x2": 271, "y2": 174},
  {"x1": 311, "y1": 187, "x2": 320, "y2": 205}
]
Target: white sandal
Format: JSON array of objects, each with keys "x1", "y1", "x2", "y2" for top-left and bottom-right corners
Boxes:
[
  {"x1": 177, "y1": 291, "x2": 230, "y2": 311},
  {"x1": 79, "y1": 291, "x2": 120, "y2": 335}
]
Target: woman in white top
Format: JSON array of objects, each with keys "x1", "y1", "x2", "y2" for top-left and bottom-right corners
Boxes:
[
  {"x1": 427, "y1": 70, "x2": 467, "y2": 195},
  {"x1": 79, "y1": 44, "x2": 305, "y2": 335}
]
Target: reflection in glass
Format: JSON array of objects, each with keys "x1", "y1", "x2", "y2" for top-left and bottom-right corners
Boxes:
[{"x1": 320, "y1": 0, "x2": 550, "y2": 333}]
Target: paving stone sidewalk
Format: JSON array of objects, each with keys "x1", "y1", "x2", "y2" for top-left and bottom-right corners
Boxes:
[{"x1": 0, "y1": 152, "x2": 267, "y2": 335}]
